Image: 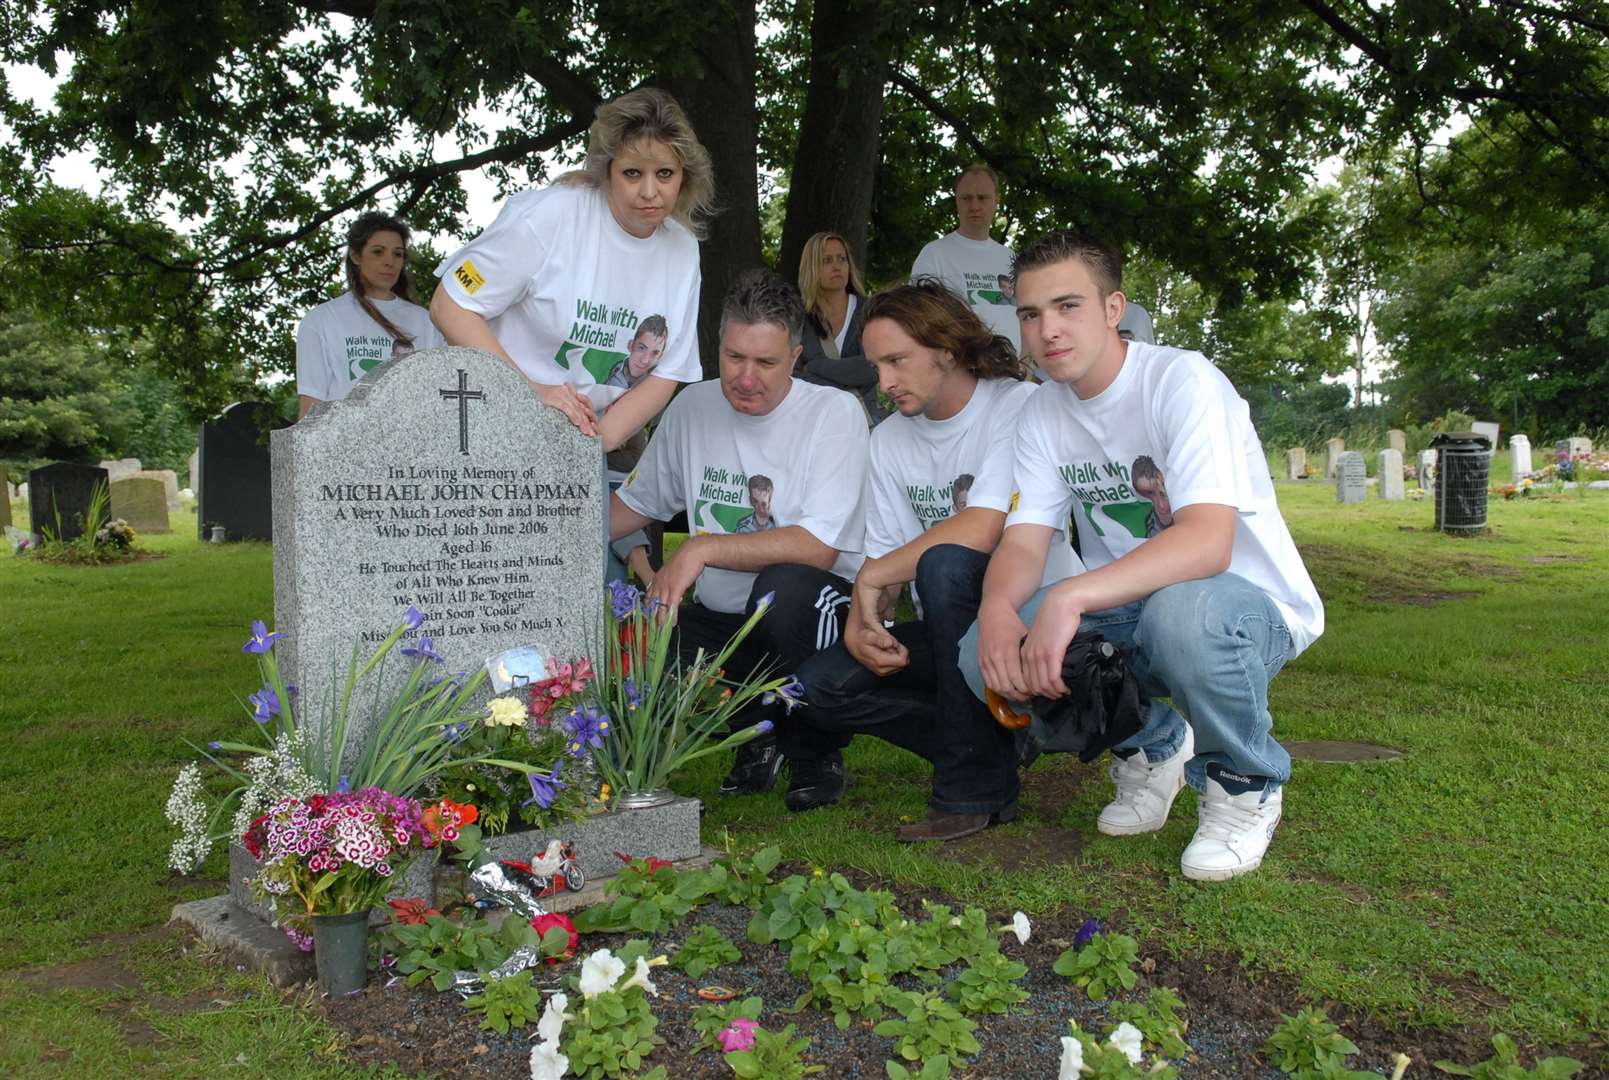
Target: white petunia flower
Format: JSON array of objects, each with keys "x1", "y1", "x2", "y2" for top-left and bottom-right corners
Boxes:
[
  {"x1": 1011, "y1": 911, "x2": 1031, "y2": 945},
  {"x1": 578, "y1": 948, "x2": 625, "y2": 998},
  {"x1": 1109, "y1": 1021, "x2": 1143, "y2": 1064},
  {"x1": 618, "y1": 954, "x2": 666, "y2": 997},
  {"x1": 1058, "y1": 1035, "x2": 1085, "y2": 1079},
  {"x1": 529, "y1": 1040, "x2": 569, "y2": 1080},
  {"x1": 536, "y1": 991, "x2": 568, "y2": 1044}
]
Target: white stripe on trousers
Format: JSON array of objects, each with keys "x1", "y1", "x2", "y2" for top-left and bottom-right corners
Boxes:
[{"x1": 814, "y1": 584, "x2": 851, "y2": 650}]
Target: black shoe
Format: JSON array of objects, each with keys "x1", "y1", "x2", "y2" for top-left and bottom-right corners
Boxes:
[
  {"x1": 783, "y1": 754, "x2": 848, "y2": 812},
  {"x1": 718, "y1": 736, "x2": 787, "y2": 795}
]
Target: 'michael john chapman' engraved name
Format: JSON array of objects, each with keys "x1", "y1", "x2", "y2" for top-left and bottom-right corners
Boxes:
[{"x1": 317, "y1": 480, "x2": 589, "y2": 502}]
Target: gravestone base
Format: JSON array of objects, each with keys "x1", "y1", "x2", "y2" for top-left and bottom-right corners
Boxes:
[{"x1": 227, "y1": 795, "x2": 702, "y2": 923}]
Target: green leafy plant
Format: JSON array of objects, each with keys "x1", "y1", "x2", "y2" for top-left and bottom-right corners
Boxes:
[
  {"x1": 1434, "y1": 1034, "x2": 1583, "y2": 1079},
  {"x1": 558, "y1": 953, "x2": 668, "y2": 1079},
  {"x1": 1052, "y1": 931, "x2": 1141, "y2": 1001},
  {"x1": 706, "y1": 842, "x2": 782, "y2": 907},
  {"x1": 886, "y1": 1059, "x2": 952, "y2": 1080},
  {"x1": 723, "y1": 1023, "x2": 824, "y2": 1079},
  {"x1": 462, "y1": 973, "x2": 543, "y2": 1034},
  {"x1": 584, "y1": 580, "x2": 796, "y2": 795},
  {"x1": 571, "y1": 857, "x2": 715, "y2": 934},
  {"x1": 1065, "y1": 1023, "x2": 1182, "y2": 1080},
  {"x1": 872, "y1": 990, "x2": 979, "y2": 1071},
  {"x1": 378, "y1": 912, "x2": 540, "y2": 992},
  {"x1": 945, "y1": 947, "x2": 1028, "y2": 1014},
  {"x1": 1110, "y1": 987, "x2": 1192, "y2": 1059},
  {"x1": 691, "y1": 996, "x2": 764, "y2": 1053},
  {"x1": 673, "y1": 924, "x2": 742, "y2": 979},
  {"x1": 1263, "y1": 1007, "x2": 1360, "y2": 1073}
]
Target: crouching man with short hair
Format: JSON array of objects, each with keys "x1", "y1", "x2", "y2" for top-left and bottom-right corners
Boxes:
[
  {"x1": 963, "y1": 230, "x2": 1324, "y2": 880},
  {"x1": 789, "y1": 282, "x2": 1080, "y2": 839},
  {"x1": 609, "y1": 269, "x2": 870, "y2": 798}
]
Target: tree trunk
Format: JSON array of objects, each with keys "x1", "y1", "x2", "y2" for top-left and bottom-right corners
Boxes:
[
  {"x1": 659, "y1": 2, "x2": 762, "y2": 377},
  {"x1": 777, "y1": 0, "x2": 894, "y2": 288}
]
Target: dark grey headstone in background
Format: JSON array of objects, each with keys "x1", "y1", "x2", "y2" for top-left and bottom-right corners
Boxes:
[
  {"x1": 271, "y1": 346, "x2": 605, "y2": 758},
  {"x1": 198, "y1": 402, "x2": 280, "y2": 541},
  {"x1": 0, "y1": 466, "x2": 10, "y2": 530},
  {"x1": 27, "y1": 462, "x2": 109, "y2": 540}
]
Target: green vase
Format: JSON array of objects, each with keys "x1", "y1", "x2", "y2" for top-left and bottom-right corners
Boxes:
[{"x1": 311, "y1": 910, "x2": 370, "y2": 996}]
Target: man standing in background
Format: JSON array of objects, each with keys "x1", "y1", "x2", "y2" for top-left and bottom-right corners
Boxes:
[{"x1": 912, "y1": 164, "x2": 1019, "y2": 352}]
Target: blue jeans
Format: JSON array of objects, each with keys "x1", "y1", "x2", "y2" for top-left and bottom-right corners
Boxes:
[
  {"x1": 795, "y1": 546, "x2": 1016, "y2": 815},
  {"x1": 958, "y1": 573, "x2": 1294, "y2": 791}
]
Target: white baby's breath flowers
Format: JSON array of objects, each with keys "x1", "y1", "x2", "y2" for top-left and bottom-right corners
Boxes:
[
  {"x1": 486, "y1": 696, "x2": 528, "y2": 728},
  {"x1": 164, "y1": 763, "x2": 212, "y2": 872},
  {"x1": 229, "y1": 728, "x2": 318, "y2": 839},
  {"x1": 1109, "y1": 1021, "x2": 1144, "y2": 1064}
]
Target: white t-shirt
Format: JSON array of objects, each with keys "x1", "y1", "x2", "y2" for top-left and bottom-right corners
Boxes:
[
  {"x1": 434, "y1": 184, "x2": 703, "y2": 412},
  {"x1": 618, "y1": 379, "x2": 870, "y2": 613},
  {"x1": 911, "y1": 232, "x2": 1020, "y2": 350},
  {"x1": 295, "y1": 293, "x2": 443, "y2": 402},
  {"x1": 1007, "y1": 342, "x2": 1324, "y2": 654},
  {"x1": 867, "y1": 377, "x2": 1081, "y2": 586}
]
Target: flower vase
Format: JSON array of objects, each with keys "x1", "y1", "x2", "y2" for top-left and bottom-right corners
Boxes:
[
  {"x1": 311, "y1": 910, "x2": 370, "y2": 996},
  {"x1": 614, "y1": 788, "x2": 675, "y2": 811}
]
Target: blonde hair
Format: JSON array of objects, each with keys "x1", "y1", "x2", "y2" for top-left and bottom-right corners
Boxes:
[
  {"x1": 556, "y1": 88, "x2": 717, "y2": 239},
  {"x1": 797, "y1": 231, "x2": 868, "y2": 325}
]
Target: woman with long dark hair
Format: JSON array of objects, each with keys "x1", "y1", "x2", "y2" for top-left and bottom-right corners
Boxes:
[{"x1": 296, "y1": 212, "x2": 442, "y2": 419}]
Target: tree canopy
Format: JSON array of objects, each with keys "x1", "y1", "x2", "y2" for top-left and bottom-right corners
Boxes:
[{"x1": 2, "y1": 0, "x2": 1607, "y2": 424}]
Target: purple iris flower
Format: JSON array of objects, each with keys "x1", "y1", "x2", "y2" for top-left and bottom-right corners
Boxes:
[
  {"x1": 608, "y1": 579, "x2": 641, "y2": 619},
  {"x1": 441, "y1": 721, "x2": 468, "y2": 743},
  {"x1": 751, "y1": 719, "x2": 774, "y2": 736},
  {"x1": 207, "y1": 740, "x2": 223, "y2": 750},
  {"x1": 624, "y1": 679, "x2": 642, "y2": 710},
  {"x1": 337, "y1": 775, "x2": 351, "y2": 794},
  {"x1": 521, "y1": 761, "x2": 566, "y2": 809},
  {"x1": 402, "y1": 606, "x2": 425, "y2": 630},
  {"x1": 248, "y1": 685, "x2": 281, "y2": 724},
  {"x1": 401, "y1": 636, "x2": 443, "y2": 663},
  {"x1": 1073, "y1": 918, "x2": 1103, "y2": 949},
  {"x1": 754, "y1": 591, "x2": 776, "y2": 611},
  {"x1": 565, "y1": 706, "x2": 611, "y2": 756},
  {"x1": 242, "y1": 620, "x2": 284, "y2": 655},
  {"x1": 762, "y1": 677, "x2": 806, "y2": 712}
]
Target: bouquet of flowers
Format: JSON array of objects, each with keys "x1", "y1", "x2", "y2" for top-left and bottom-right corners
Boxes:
[
  {"x1": 575, "y1": 580, "x2": 801, "y2": 799},
  {"x1": 432, "y1": 693, "x2": 595, "y2": 835},
  {"x1": 245, "y1": 787, "x2": 443, "y2": 920}
]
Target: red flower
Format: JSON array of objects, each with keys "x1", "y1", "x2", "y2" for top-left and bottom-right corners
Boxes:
[
  {"x1": 530, "y1": 911, "x2": 578, "y2": 963},
  {"x1": 387, "y1": 898, "x2": 441, "y2": 925},
  {"x1": 242, "y1": 814, "x2": 270, "y2": 859},
  {"x1": 614, "y1": 851, "x2": 673, "y2": 874}
]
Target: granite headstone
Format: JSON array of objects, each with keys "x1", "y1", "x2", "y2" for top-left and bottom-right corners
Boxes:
[
  {"x1": 1471, "y1": 421, "x2": 1501, "y2": 455},
  {"x1": 98, "y1": 458, "x2": 143, "y2": 482},
  {"x1": 198, "y1": 403, "x2": 279, "y2": 541},
  {"x1": 134, "y1": 469, "x2": 181, "y2": 513},
  {"x1": 1556, "y1": 436, "x2": 1593, "y2": 459},
  {"x1": 1286, "y1": 447, "x2": 1307, "y2": 481},
  {"x1": 1377, "y1": 448, "x2": 1405, "y2": 500},
  {"x1": 1510, "y1": 435, "x2": 1532, "y2": 483},
  {"x1": 1335, "y1": 450, "x2": 1367, "y2": 504},
  {"x1": 1326, "y1": 438, "x2": 1345, "y2": 479},
  {"x1": 1388, "y1": 429, "x2": 1406, "y2": 455},
  {"x1": 27, "y1": 463, "x2": 109, "y2": 541},
  {"x1": 272, "y1": 346, "x2": 605, "y2": 756},
  {"x1": 109, "y1": 475, "x2": 171, "y2": 533}
]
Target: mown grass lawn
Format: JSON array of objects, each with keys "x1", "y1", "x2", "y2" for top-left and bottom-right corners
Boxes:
[{"x1": 0, "y1": 483, "x2": 1605, "y2": 1076}]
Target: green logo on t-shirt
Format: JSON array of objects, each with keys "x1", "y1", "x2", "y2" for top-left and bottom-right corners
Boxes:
[{"x1": 554, "y1": 342, "x2": 627, "y2": 383}]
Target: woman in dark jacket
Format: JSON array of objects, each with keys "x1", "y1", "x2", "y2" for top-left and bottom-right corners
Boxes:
[{"x1": 796, "y1": 230, "x2": 880, "y2": 422}]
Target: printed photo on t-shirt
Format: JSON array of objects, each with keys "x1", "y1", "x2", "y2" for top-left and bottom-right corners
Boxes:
[
  {"x1": 1131, "y1": 455, "x2": 1174, "y2": 537},
  {"x1": 964, "y1": 270, "x2": 1012, "y2": 308},
  {"x1": 951, "y1": 473, "x2": 974, "y2": 512},
  {"x1": 604, "y1": 314, "x2": 668, "y2": 391},
  {"x1": 1060, "y1": 453, "x2": 1164, "y2": 542},
  {"x1": 995, "y1": 275, "x2": 1015, "y2": 303},
  {"x1": 733, "y1": 475, "x2": 777, "y2": 533},
  {"x1": 692, "y1": 468, "x2": 783, "y2": 534}
]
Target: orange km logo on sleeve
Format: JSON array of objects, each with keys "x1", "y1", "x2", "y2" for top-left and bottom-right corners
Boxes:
[{"x1": 452, "y1": 259, "x2": 486, "y2": 295}]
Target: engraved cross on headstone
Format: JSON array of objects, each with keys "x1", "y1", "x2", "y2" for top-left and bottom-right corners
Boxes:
[{"x1": 438, "y1": 369, "x2": 486, "y2": 454}]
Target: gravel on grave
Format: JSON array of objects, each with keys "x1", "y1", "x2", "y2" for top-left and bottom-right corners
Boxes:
[{"x1": 319, "y1": 876, "x2": 1521, "y2": 1080}]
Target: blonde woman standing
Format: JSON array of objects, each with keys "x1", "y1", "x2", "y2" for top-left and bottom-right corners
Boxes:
[
  {"x1": 432, "y1": 88, "x2": 715, "y2": 452},
  {"x1": 796, "y1": 230, "x2": 880, "y2": 421}
]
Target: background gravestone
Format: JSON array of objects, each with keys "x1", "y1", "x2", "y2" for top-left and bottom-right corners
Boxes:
[
  {"x1": 98, "y1": 458, "x2": 143, "y2": 482},
  {"x1": 1326, "y1": 437, "x2": 1345, "y2": 478},
  {"x1": 0, "y1": 466, "x2": 10, "y2": 529},
  {"x1": 187, "y1": 449, "x2": 199, "y2": 493},
  {"x1": 198, "y1": 403, "x2": 279, "y2": 541},
  {"x1": 1286, "y1": 447, "x2": 1307, "y2": 480},
  {"x1": 1388, "y1": 429, "x2": 1406, "y2": 455},
  {"x1": 134, "y1": 469, "x2": 181, "y2": 513},
  {"x1": 27, "y1": 463, "x2": 109, "y2": 540},
  {"x1": 1471, "y1": 420, "x2": 1501, "y2": 453},
  {"x1": 109, "y1": 475, "x2": 171, "y2": 533},
  {"x1": 1510, "y1": 435, "x2": 1532, "y2": 482},
  {"x1": 1378, "y1": 448, "x2": 1405, "y2": 500},
  {"x1": 1335, "y1": 450, "x2": 1367, "y2": 503},
  {"x1": 1556, "y1": 436, "x2": 1593, "y2": 459},
  {"x1": 272, "y1": 346, "x2": 605, "y2": 758}
]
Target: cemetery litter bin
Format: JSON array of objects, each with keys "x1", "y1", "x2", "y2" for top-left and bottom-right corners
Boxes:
[{"x1": 1430, "y1": 431, "x2": 1491, "y2": 536}]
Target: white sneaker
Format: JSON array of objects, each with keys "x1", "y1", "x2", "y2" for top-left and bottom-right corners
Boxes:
[
  {"x1": 1181, "y1": 768, "x2": 1282, "y2": 881},
  {"x1": 1096, "y1": 725, "x2": 1194, "y2": 836}
]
